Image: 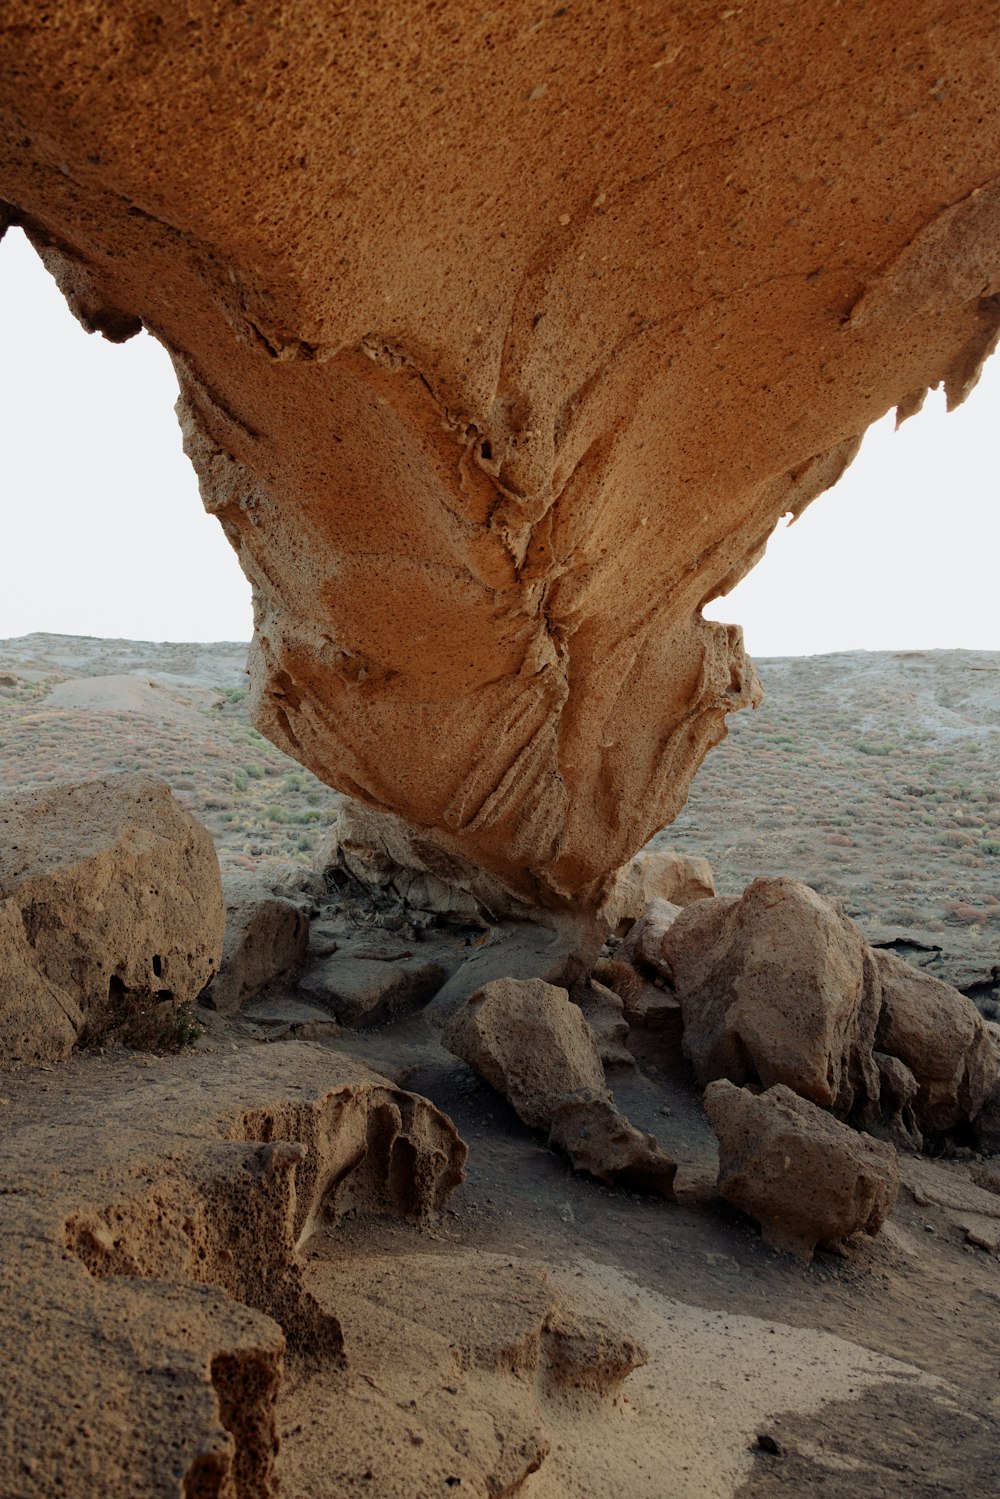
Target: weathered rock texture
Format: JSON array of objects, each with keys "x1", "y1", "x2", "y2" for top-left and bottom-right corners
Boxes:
[
  {"x1": 664, "y1": 878, "x2": 883, "y2": 1117},
  {"x1": 661, "y1": 878, "x2": 994, "y2": 1141},
  {"x1": 208, "y1": 873, "x2": 309, "y2": 1016},
  {"x1": 289, "y1": 1250, "x2": 647, "y2": 1496},
  {"x1": 0, "y1": 773, "x2": 224, "y2": 1060},
  {"x1": 0, "y1": 1043, "x2": 466, "y2": 1495},
  {"x1": 704, "y1": 1079, "x2": 899, "y2": 1261},
  {"x1": 874, "y1": 950, "x2": 996, "y2": 1136},
  {"x1": 602, "y1": 849, "x2": 715, "y2": 934},
  {"x1": 445, "y1": 977, "x2": 676, "y2": 1194},
  {"x1": 3, "y1": 6, "x2": 1000, "y2": 908}
]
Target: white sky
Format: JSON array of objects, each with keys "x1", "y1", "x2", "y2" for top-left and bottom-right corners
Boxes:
[{"x1": 2, "y1": 225, "x2": 998, "y2": 653}]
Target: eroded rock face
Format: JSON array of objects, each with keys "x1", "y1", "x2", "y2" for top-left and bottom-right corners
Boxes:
[
  {"x1": 704, "y1": 1080, "x2": 899, "y2": 1261},
  {"x1": 0, "y1": 774, "x2": 224, "y2": 1060},
  {"x1": 0, "y1": 1044, "x2": 467, "y2": 1494},
  {"x1": 3, "y1": 7, "x2": 1000, "y2": 909}
]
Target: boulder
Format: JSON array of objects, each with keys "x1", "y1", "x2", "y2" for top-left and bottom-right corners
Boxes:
[
  {"x1": 444, "y1": 979, "x2": 605, "y2": 1131},
  {"x1": 5, "y1": 10, "x2": 1000, "y2": 913},
  {"x1": 604, "y1": 852, "x2": 714, "y2": 933},
  {"x1": 298, "y1": 952, "x2": 447, "y2": 1028},
  {"x1": 444, "y1": 978, "x2": 675, "y2": 1193},
  {"x1": 664, "y1": 879, "x2": 881, "y2": 1118},
  {"x1": 704, "y1": 1080, "x2": 899, "y2": 1261},
  {"x1": 207, "y1": 874, "x2": 310, "y2": 1015},
  {"x1": 0, "y1": 774, "x2": 224, "y2": 1059},
  {"x1": 873, "y1": 950, "x2": 996, "y2": 1136}
]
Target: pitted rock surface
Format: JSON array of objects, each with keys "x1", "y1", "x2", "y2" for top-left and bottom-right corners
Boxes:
[
  {"x1": 0, "y1": 773, "x2": 224, "y2": 1060},
  {"x1": 3, "y1": 5, "x2": 1000, "y2": 909},
  {"x1": 704, "y1": 1079, "x2": 900, "y2": 1261}
]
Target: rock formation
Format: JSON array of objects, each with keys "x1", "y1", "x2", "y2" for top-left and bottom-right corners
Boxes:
[
  {"x1": 445, "y1": 977, "x2": 676, "y2": 1194},
  {"x1": 0, "y1": 1044, "x2": 467, "y2": 1495},
  {"x1": 3, "y1": 5, "x2": 1000, "y2": 911},
  {"x1": 662, "y1": 878, "x2": 883, "y2": 1117},
  {"x1": 873, "y1": 950, "x2": 996, "y2": 1137},
  {"x1": 0, "y1": 773, "x2": 223, "y2": 1061},
  {"x1": 655, "y1": 878, "x2": 996, "y2": 1143},
  {"x1": 208, "y1": 872, "x2": 309, "y2": 1016},
  {"x1": 704, "y1": 1079, "x2": 900, "y2": 1261}
]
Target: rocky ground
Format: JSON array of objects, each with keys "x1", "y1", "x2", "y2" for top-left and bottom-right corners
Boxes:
[
  {"x1": 3, "y1": 634, "x2": 996, "y2": 1001},
  {"x1": 1, "y1": 633, "x2": 999, "y2": 1497}
]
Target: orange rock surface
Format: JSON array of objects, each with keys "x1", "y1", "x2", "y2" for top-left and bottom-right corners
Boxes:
[{"x1": 2, "y1": 3, "x2": 999, "y2": 910}]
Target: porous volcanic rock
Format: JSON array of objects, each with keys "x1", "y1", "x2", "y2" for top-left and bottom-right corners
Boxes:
[
  {"x1": 874, "y1": 950, "x2": 996, "y2": 1136},
  {"x1": 445, "y1": 978, "x2": 605, "y2": 1131},
  {"x1": 3, "y1": 7, "x2": 1000, "y2": 910},
  {"x1": 548, "y1": 1091, "x2": 677, "y2": 1198},
  {"x1": 0, "y1": 773, "x2": 224, "y2": 1060},
  {"x1": 663, "y1": 878, "x2": 882, "y2": 1118},
  {"x1": 603, "y1": 849, "x2": 715, "y2": 933},
  {"x1": 445, "y1": 977, "x2": 676, "y2": 1193},
  {"x1": 208, "y1": 873, "x2": 310, "y2": 1016},
  {"x1": 704, "y1": 1080, "x2": 900, "y2": 1261},
  {"x1": 0, "y1": 1043, "x2": 467, "y2": 1496}
]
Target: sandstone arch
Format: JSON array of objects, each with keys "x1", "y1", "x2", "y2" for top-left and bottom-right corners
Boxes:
[{"x1": 2, "y1": 2, "x2": 998, "y2": 914}]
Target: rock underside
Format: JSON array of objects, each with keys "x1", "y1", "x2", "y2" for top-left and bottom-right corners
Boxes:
[{"x1": 3, "y1": 4, "x2": 1000, "y2": 910}]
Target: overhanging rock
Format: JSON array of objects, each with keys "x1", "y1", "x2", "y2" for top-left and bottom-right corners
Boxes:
[{"x1": 2, "y1": 3, "x2": 999, "y2": 911}]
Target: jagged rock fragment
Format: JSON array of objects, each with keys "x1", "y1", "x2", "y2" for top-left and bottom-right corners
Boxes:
[
  {"x1": 208, "y1": 873, "x2": 309, "y2": 1015},
  {"x1": 663, "y1": 879, "x2": 882, "y2": 1117},
  {"x1": 321, "y1": 797, "x2": 538, "y2": 925},
  {"x1": 444, "y1": 977, "x2": 675, "y2": 1193},
  {"x1": 974, "y1": 1076, "x2": 1000, "y2": 1156},
  {"x1": 704, "y1": 1080, "x2": 899, "y2": 1261},
  {"x1": 571, "y1": 978, "x2": 634, "y2": 1067},
  {"x1": 549, "y1": 1091, "x2": 677, "y2": 1197},
  {"x1": 0, "y1": 773, "x2": 224, "y2": 1059},
  {"x1": 873, "y1": 950, "x2": 995, "y2": 1136},
  {"x1": 621, "y1": 897, "x2": 685, "y2": 969},
  {"x1": 870, "y1": 1051, "x2": 923, "y2": 1151}
]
